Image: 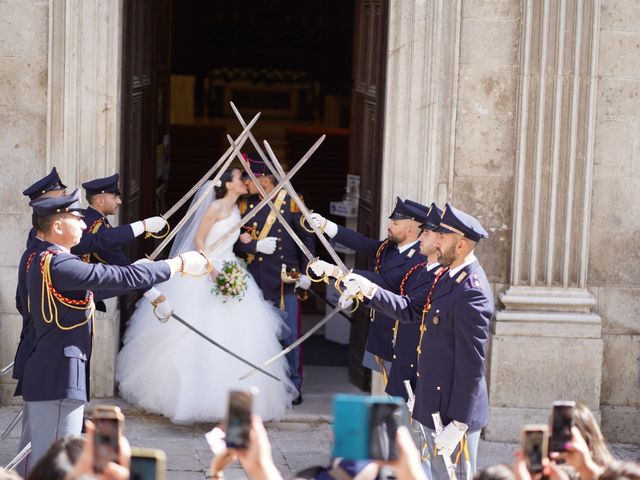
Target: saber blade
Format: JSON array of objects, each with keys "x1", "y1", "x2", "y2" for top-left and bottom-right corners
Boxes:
[
  {"x1": 1, "y1": 408, "x2": 23, "y2": 440},
  {"x1": 5, "y1": 442, "x2": 30, "y2": 471},
  {"x1": 169, "y1": 312, "x2": 281, "y2": 382},
  {"x1": 0, "y1": 361, "x2": 14, "y2": 376}
]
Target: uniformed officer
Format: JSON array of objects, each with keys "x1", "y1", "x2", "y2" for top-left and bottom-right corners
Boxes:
[
  {"x1": 74, "y1": 173, "x2": 167, "y2": 265},
  {"x1": 12, "y1": 168, "x2": 69, "y2": 475},
  {"x1": 308, "y1": 197, "x2": 426, "y2": 384},
  {"x1": 20, "y1": 189, "x2": 209, "y2": 468},
  {"x1": 339, "y1": 204, "x2": 494, "y2": 479},
  {"x1": 235, "y1": 158, "x2": 315, "y2": 404}
]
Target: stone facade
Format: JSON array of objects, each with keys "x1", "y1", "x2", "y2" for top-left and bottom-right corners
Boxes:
[{"x1": 0, "y1": 0, "x2": 638, "y2": 443}]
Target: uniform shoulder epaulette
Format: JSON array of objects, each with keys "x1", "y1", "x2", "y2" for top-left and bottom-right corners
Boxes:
[
  {"x1": 469, "y1": 273, "x2": 482, "y2": 289},
  {"x1": 239, "y1": 198, "x2": 249, "y2": 215},
  {"x1": 455, "y1": 271, "x2": 468, "y2": 284},
  {"x1": 290, "y1": 194, "x2": 304, "y2": 213}
]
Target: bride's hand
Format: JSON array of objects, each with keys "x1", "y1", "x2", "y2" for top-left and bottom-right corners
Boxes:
[
  {"x1": 239, "y1": 232, "x2": 252, "y2": 244},
  {"x1": 209, "y1": 268, "x2": 220, "y2": 282}
]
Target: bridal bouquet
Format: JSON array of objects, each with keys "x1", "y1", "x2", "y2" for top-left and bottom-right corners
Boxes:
[{"x1": 211, "y1": 261, "x2": 248, "y2": 302}]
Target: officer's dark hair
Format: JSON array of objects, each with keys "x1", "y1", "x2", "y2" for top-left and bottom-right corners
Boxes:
[
  {"x1": 214, "y1": 168, "x2": 239, "y2": 199},
  {"x1": 262, "y1": 174, "x2": 276, "y2": 185},
  {"x1": 37, "y1": 213, "x2": 66, "y2": 234},
  {"x1": 29, "y1": 436, "x2": 85, "y2": 480},
  {"x1": 31, "y1": 213, "x2": 41, "y2": 231},
  {"x1": 86, "y1": 193, "x2": 97, "y2": 205}
]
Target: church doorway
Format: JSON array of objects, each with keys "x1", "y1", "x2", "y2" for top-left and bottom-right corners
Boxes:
[{"x1": 119, "y1": 0, "x2": 388, "y2": 391}]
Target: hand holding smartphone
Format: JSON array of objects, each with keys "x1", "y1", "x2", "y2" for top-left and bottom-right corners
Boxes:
[
  {"x1": 130, "y1": 447, "x2": 166, "y2": 480},
  {"x1": 225, "y1": 390, "x2": 254, "y2": 449},
  {"x1": 549, "y1": 401, "x2": 575, "y2": 453},
  {"x1": 520, "y1": 424, "x2": 548, "y2": 473},
  {"x1": 92, "y1": 405, "x2": 125, "y2": 473}
]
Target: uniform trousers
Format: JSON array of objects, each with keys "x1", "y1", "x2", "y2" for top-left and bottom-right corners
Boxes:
[
  {"x1": 25, "y1": 398, "x2": 85, "y2": 471},
  {"x1": 421, "y1": 424, "x2": 480, "y2": 480},
  {"x1": 280, "y1": 293, "x2": 303, "y2": 391},
  {"x1": 15, "y1": 405, "x2": 31, "y2": 477}
]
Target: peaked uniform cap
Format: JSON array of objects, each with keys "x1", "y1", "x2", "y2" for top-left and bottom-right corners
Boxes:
[
  {"x1": 388, "y1": 197, "x2": 422, "y2": 222},
  {"x1": 403, "y1": 199, "x2": 429, "y2": 224},
  {"x1": 436, "y1": 202, "x2": 488, "y2": 242},
  {"x1": 22, "y1": 167, "x2": 67, "y2": 200},
  {"x1": 419, "y1": 202, "x2": 443, "y2": 231},
  {"x1": 241, "y1": 153, "x2": 270, "y2": 177},
  {"x1": 30, "y1": 188, "x2": 84, "y2": 218},
  {"x1": 82, "y1": 173, "x2": 121, "y2": 195}
]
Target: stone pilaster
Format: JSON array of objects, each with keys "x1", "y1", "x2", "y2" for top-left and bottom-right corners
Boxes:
[
  {"x1": 486, "y1": 0, "x2": 603, "y2": 441},
  {"x1": 380, "y1": 0, "x2": 463, "y2": 220}
]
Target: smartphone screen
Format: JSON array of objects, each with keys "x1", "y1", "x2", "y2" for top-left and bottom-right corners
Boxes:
[
  {"x1": 130, "y1": 456, "x2": 158, "y2": 480},
  {"x1": 94, "y1": 417, "x2": 120, "y2": 472},
  {"x1": 521, "y1": 427, "x2": 547, "y2": 473},
  {"x1": 549, "y1": 402, "x2": 575, "y2": 452},
  {"x1": 225, "y1": 390, "x2": 253, "y2": 449},
  {"x1": 368, "y1": 402, "x2": 403, "y2": 461}
]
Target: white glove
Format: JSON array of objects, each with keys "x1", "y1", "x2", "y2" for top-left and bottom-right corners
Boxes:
[
  {"x1": 309, "y1": 213, "x2": 338, "y2": 238},
  {"x1": 342, "y1": 273, "x2": 378, "y2": 299},
  {"x1": 434, "y1": 421, "x2": 468, "y2": 454},
  {"x1": 338, "y1": 294, "x2": 354, "y2": 311},
  {"x1": 143, "y1": 216, "x2": 168, "y2": 234},
  {"x1": 153, "y1": 298, "x2": 174, "y2": 319},
  {"x1": 256, "y1": 237, "x2": 277, "y2": 255},
  {"x1": 143, "y1": 286, "x2": 162, "y2": 302},
  {"x1": 308, "y1": 260, "x2": 339, "y2": 278},
  {"x1": 294, "y1": 274, "x2": 311, "y2": 290},
  {"x1": 179, "y1": 251, "x2": 210, "y2": 276}
]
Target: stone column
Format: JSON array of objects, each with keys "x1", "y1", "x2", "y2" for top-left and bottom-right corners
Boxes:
[
  {"x1": 47, "y1": 0, "x2": 123, "y2": 398},
  {"x1": 485, "y1": 0, "x2": 603, "y2": 441}
]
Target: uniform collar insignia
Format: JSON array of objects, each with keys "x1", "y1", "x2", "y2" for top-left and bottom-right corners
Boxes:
[
  {"x1": 455, "y1": 271, "x2": 468, "y2": 284},
  {"x1": 407, "y1": 248, "x2": 415, "y2": 258}
]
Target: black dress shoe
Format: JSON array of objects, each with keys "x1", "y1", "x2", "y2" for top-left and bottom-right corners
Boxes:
[{"x1": 292, "y1": 393, "x2": 303, "y2": 406}]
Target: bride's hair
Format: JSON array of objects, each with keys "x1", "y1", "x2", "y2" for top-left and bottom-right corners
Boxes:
[{"x1": 214, "y1": 168, "x2": 239, "y2": 199}]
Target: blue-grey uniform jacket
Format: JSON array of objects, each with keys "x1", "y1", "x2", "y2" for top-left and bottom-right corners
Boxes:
[
  {"x1": 333, "y1": 225, "x2": 425, "y2": 361},
  {"x1": 369, "y1": 260, "x2": 494, "y2": 431},
  {"x1": 235, "y1": 194, "x2": 315, "y2": 302},
  {"x1": 21, "y1": 242, "x2": 172, "y2": 402}
]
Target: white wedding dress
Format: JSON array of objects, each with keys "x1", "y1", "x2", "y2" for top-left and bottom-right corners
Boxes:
[{"x1": 116, "y1": 188, "x2": 297, "y2": 424}]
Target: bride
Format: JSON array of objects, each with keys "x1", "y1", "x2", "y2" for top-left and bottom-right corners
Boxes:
[{"x1": 116, "y1": 167, "x2": 298, "y2": 423}]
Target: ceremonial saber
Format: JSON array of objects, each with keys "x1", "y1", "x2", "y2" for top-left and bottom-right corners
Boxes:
[
  {"x1": 226, "y1": 134, "x2": 315, "y2": 262},
  {"x1": 230, "y1": 102, "x2": 350, "y2": 275},
  {"x1": 0, "y1": 361, "x2": 14, "y2": 376},
  {"x1": 5, "y1": 442, "x2": 30, "y2": 471},
  {"x1": 169, "y1": 311, "x2": 281, "y2": 382},
  {"x1": 204, "y1": 135, "x2": 326, "y2": 254},
  {"x1": 238, "y1": 305, "x2": 343, "y2": 381},
  {"x1": 1, "y1": 408, "x2": 22, "y2": 440},
  {"x1": 148, "y1": 113, "x2": 260, "y2": 260},
  {"x1": 160, "y1": 112, "x2": 261, "y2": 222}
]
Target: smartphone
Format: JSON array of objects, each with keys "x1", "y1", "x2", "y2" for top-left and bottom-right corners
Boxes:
[
  {"x1": 130, "y1": 447, "x2": 166, "y2": 480},
  {"x1": 332, "y1": 394, "x2": 406, "y2": 461},
  {"x1": 521, "y1": 424, "x2": 548, "y2": 473},
  {"x1": 225, "y1": 390, "x2": 253, "y2": 449},
  {"x1": 549, "y1": 401, "x2": 575, "y2": 453},
  {"x1": 93, "y1": 405, "x2": 125, "y2": 473}
]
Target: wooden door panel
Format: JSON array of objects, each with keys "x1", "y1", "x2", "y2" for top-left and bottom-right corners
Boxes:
[{"x1": 348, "y1": 0, "x2": 388, "y2": 390}]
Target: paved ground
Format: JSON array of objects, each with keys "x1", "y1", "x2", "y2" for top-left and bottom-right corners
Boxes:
[{"x1": 1, "y1": 367, "x2": 638, "y2": 479}]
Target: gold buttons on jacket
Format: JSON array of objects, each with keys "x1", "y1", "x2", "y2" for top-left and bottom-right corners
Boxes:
[
  {"x1": 436, "y1": 386, "x2": 441, "y2": 391},
  {"x1": 258, "y1": 257, "x2": 263, "y2": 262}
]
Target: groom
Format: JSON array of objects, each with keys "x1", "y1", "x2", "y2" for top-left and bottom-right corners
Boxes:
[{"x1": 236, "y1": 156, "x2": 315, "y2": 405}]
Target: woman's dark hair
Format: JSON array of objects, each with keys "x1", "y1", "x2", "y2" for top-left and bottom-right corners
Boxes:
[
  {"x1": 474, "y1": 464, "x2": 515, "y2": 480},
  {"x1": 213, "y1": 168, "x2": 239, "y2": 199},
  {"x1": 29, "y1": 436, "x2": 85, "y2": 480}
]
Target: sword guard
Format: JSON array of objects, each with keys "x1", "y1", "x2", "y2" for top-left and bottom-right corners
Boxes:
[
  {"x1": 300, "y1": 210, "x2": 323, "y2": 234},
  {"x1": 144, "y1": 217, "x2": 171, "y2": 240},
  {"x1": 152, "y1": 305, "x2": 171, "y2": 323},
  {"x1": 306, "y1": 258, "x2": 330, "y2": 284}
]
